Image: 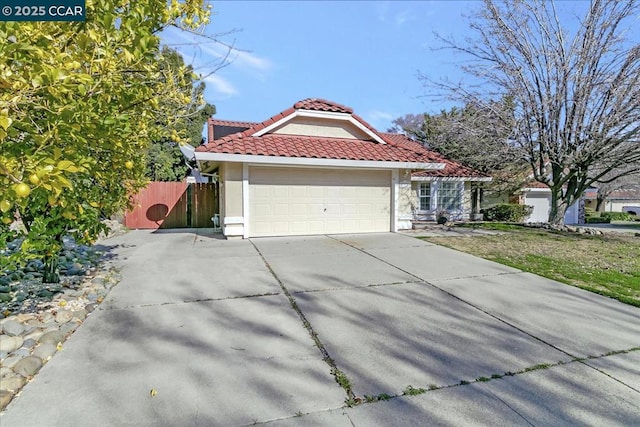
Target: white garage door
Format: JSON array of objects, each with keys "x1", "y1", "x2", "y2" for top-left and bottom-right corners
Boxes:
[
  {"x1": 249, "y1": 167, "x2": 391, "y2": 237},
  {"x1": 524, "y1": 194, "x2": 550, "y2": 223}
]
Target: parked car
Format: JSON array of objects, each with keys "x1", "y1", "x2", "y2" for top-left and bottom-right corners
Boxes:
[{"x1": 622, "y1": 206, "x2": 640, "y2": 217}]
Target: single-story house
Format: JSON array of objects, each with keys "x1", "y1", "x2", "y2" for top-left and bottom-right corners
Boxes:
[
  {"x1": 584, "y1": 188, "x2": 640, "y2": 213},
  {"x1": 194, "y1": 99, "x2": 489, "y2": 238}
]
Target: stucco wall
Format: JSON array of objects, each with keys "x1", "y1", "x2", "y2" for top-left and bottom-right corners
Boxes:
[
  {"x1": 396, "y1": 169, "x2": 414, "y2": 229},
  {"x1": 222, "y1": 162, "x2": 244, "y2": 237},
  {"x1": 272, "y1": 117, "x2": 370, "y2": 140}
]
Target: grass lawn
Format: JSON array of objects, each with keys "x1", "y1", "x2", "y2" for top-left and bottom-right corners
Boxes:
[{"x1": 421, "y1": 223, "x2": 640, "y2": 307}]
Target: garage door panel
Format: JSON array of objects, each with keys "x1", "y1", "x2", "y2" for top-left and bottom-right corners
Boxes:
[{"x1": 249, "y1": 167, "x2": 391, "y2": 237}]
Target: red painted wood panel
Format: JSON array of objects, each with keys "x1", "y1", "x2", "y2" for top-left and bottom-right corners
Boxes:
[{"x1": 125, "y1": 182, "x2": 189, "y2": 229}]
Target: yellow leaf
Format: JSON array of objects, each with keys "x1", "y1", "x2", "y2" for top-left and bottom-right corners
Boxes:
[
  {"x1": 57, "y1": 160, "x2": 73, "y2": 171},
  {"x1": 150, "y1": 389, "x2": 157, "y2": 397},
  {"x1": 0, "y1": 116, "x2": 11, "y2": 130}
]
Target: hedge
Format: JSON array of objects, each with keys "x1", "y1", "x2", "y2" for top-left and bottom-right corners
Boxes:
[
  {"x1": 483, "y1": 204, "x2": 533, "y2": 222},
  {"x1": 601, "y1": 211, "x2": 632, "y2": 221}
]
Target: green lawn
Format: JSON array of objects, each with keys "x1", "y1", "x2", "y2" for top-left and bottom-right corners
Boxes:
[{"x1": 422, "y1": 224, "x2": 640, "y2": 307}]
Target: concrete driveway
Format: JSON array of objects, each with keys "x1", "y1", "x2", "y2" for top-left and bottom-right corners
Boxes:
[{"x1": 1, "y1": 230, "x2": 639, "y2": 426}]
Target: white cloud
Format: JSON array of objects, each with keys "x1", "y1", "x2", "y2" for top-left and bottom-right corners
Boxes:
[
  {"x1": 202, "y1": 74, "x2": 237, "y2": 97},
  {"x1": 161, "y1": 26, "x2": 274, "y2": 77}
]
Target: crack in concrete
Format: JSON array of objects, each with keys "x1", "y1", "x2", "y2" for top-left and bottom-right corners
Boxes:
[
  {"x1": 327, "y1": 235, "x2": 640, "y2": 393},
  {"x1": 99, "y1": 291, "x2": 283, "y2": 310},
  {"x1": 249, "y1": 240, "x2": 356, "y2": 402}
]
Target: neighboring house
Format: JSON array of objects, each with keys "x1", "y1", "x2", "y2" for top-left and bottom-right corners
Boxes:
[
  {"x1": 517, "y1": 181, "x2": 581, "y2": 224},
  {"x1": 194, "y1": 99, "x2": 488, "y2": 238},
  {"x1": 584, "y1": 188, "x2": 640, "y2": 213}
]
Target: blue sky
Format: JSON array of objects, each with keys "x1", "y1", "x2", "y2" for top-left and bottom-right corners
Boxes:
[{"x1": 160, "y1": 1, "x2": 595, "y2": 133}]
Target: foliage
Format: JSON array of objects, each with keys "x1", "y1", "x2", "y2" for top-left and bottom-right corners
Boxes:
[
  {"x1": 601, "y1": 212, "x2": 632, "y2": 221},
  {"x1": 145, "y1": 47, "x2": 216, "y2": 182},
  {"x1": 0, "y1": 0, "x2": 211, "y2": 281},
  {"x1": 585, "y1": 217, "x2": 611, "y2": 224},
  {"x1": 483, "y1": 204, "x2": 533, "y2": 222},
  {"x1": 427, "y1": 0, "x2": 640, "y2": 225}
]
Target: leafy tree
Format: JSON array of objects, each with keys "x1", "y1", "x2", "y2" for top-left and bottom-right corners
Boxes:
[
  {"x1": 426, "y1": 0, "x2": 640, "y2": 224},
  {"x1": 145, "y1": 47, "x2": 215, "y2": 182},
  {"x1": 0, "y1": 0, "x2": 211, "y2": 282}
]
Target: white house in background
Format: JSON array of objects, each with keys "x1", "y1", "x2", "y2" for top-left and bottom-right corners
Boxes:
[
  {"x1": 193, "y1": 98, "x2": 489, "y2": 238},
  {"x1": 519, "y1": 182, "x2": 580, "y2": 224}
]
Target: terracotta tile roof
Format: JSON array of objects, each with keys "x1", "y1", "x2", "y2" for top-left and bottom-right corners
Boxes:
[
  {"x1": 199, "y1": 133, "x2": 441, "y2": 163},
  {"x1": 294, "y1": 98, "x2": 353, "y2": 113},
  {"x1": 197, "y1": 99, "x2": 488, "y2": 176},
  {"x1": 380, "y1": 133, "x2": 489, "y2": 179},
  {"x1": 208, "y1": 119, "x2": 257, "y2": 129}
]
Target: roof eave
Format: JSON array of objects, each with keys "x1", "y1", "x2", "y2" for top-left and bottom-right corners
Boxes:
[
  {"x1": 412, "y1": 176, "x2": 493, "y2": 182},
  {"x1": 195, "y1": 152, "x2": 445, "y2": 170}
]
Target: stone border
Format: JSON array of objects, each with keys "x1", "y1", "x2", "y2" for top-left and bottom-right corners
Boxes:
[{"x1": 0, "y1": 264, "x2": 121, "y2": 410}]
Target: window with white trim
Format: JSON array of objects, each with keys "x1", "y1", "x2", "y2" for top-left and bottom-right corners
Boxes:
[
  {"x1": 437, "y1": 182, "x2": 463, "y2": 211},
  {"x1": 419, "y1": 182, "x2": 431, "y2": 210}
]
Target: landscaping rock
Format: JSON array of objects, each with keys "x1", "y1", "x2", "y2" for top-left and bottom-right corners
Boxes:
[
  {"x1": 0, "y1": 390, "x2": 12, "y2": 410},
  {"x1": 13, "y1": 356, "x2": 43, "y2": 377},
  {"x1": 33, "y1": 343, "x2": 57, "y2": 361},
  {"x1": 39, "y1": 331, "x2": 64, "y2": 345},
  {"x1": 1, "y1": 355, "x2": 23, "y2": 369},
  {"x1": 55, "y1": 310, "x2": 74, "y2": 324},
  {"x1": 0, "y1": 335, "x2": 23, "y2": 353},
  {"x1": 1, "y1": 320, "x2": 25, "y2": 336},
  {"x1": 0, "y1": 374, "x2": 26, "y2": 392}
]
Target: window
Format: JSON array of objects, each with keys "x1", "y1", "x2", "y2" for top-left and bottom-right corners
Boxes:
[
  {"x1": 437, "y1": 182, "x2": 462, "y2": 211},
  {"x1": 419, "y1": 182, "x2": 431, "y2": 210}
]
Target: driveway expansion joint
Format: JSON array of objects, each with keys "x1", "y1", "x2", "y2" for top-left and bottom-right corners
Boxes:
[
  {"x1": 327, "y1": 235, "x2": 581, "y2": 362},
  {"x1": 249, "y1": 240, "x2": 356, "y2": 402},
  {"x1": 100, "y1": 291, "x2": 284, "y2": 310}
]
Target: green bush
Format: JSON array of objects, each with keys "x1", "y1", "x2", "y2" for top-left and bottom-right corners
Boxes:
[
  {"x1": 586, "y1": 216, "x2": 611, "y2": 223},
  {"x1": 483, "y1": 204, "x2": 533, "y2": 222},
  {"x1": 601, "y1": 212, "x2": 632, "y2": 221},
  {"x1": 584, "y1": 208, "x2": 599, "y2": 218}
]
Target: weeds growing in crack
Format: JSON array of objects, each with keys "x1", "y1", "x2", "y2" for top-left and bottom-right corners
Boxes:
[
  {"x1": 428, "y1": 384, "x2": 440, "y2": 390},
  {"x1": 459, "y1": 380, "x2": 470, "y2": 385},
  {"x1": 476, "y1": 376, "x2": 491, "y2": 383},
  {"x1": 524, "y1": 363, "x2": 552, "y2": 373},
  {"x1": 491, "y1": 374, "x2": 502, "y2": 379},
  {"x1": 403, "y1": 385, "x2": 427, "y2": 396}
]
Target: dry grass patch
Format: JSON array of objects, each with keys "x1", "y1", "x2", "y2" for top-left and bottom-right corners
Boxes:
[{"x1": 422, "y1": 225, "x2": 640, "y2": 307}]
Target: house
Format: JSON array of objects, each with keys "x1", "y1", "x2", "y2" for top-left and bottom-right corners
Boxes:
[
  {"x1": 583, "y1": 188, "x2": 640, "y2": 213},
  {"x1": 516, "y1": 181, "x2": 581, "y2": 224},
  {"x1": 194, "y1": 99, "x2": 489, "y2": 238}
]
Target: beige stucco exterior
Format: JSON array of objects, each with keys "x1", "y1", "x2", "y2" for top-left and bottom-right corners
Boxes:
[{"x1": 272, "y1": 116, "x2": 371, "y2": 140}]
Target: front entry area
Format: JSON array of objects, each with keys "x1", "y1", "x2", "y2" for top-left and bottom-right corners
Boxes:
[{"x1": 248, "y1": 166, "x2": 391, "y2": 237}]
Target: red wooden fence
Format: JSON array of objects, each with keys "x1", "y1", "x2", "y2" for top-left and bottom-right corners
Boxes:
[{"x1": 124, "y1": 182, "x2": 218, "y2": 229}]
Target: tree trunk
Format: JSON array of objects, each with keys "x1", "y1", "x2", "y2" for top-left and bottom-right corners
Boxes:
[
  {"x1": 548, "y1": 187, "x2": 568, "y2": 225},
  {"x1": 43, "y1": 253, "x2": 60, "y2": 284},
  {"x1": 595, "y1": 196, "x2": 606, "y2": 212}
]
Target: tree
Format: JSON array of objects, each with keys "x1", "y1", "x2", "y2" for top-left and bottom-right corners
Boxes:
[
  {"x1": 390, "y1": 98, "x2": 524, "y2": 193},
  {"x1": 427, "y1": 0, "x2": 640, "y2": 224},
  {"x1": 145, "y1": 47, "x2": 215, "y2": 182},
  {"x1": 0, "y1": 0, "x2": 211, "y2": 282}
]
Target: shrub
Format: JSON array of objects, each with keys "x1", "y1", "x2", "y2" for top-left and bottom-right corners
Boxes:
[
  {"x1": 601, "y1": 212, "x2": 632, "y2": 221},
  {"x1": 586, "y1": 216, "x2": 611, "y2": 224},
  {"x1": 483, "y1": 204, "x2": 533, "y2": 222}
]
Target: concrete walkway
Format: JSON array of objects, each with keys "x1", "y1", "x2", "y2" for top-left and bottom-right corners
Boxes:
[{"x1": 1, "y1": 230, "x2": 639, "y2": 426}]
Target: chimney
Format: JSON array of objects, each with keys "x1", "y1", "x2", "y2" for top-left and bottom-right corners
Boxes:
[{"x1": 207, "y1": 118, "x2": 214, "y2": 143}]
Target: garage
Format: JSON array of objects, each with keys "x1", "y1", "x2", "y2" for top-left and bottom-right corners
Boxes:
[
  {"x1": 523, "y1": 193, "x2": 551, "y2": 223},
  {"x1": 249, "y1": 166, "x2": 391, "y2": 237}
]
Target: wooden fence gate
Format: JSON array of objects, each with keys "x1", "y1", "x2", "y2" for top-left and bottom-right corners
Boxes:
[{"x1": 124, "y1": 182, "x2": 218, "y2": 229}]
